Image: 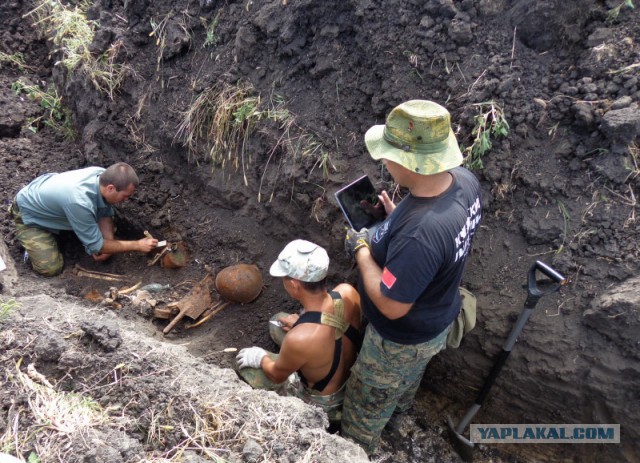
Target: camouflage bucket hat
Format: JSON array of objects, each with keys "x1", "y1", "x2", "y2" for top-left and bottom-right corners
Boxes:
[
  {"x1": 364, "y1": 100, "x2": 463, "y2": 175},
  {"x1": 269, "y1": 239, "x2": 329, "y2": 282}
]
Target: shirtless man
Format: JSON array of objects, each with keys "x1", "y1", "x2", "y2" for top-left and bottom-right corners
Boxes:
[{"x1": 236, "y1": 239, "x2": 362, "y2": 423}]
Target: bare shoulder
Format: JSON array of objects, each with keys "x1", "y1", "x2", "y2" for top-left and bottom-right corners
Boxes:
[
  {"x1": 283, "y1": 323, "x2": 316, "y2": 346},
  {"x1": 280, "y1": 324, "x2": 322, "y2": 359},
  {"x1": 334, "y1": 283, "x2": 361, "y2": 328},
  {"x1": 332, "y1": 283, "x2": 361, "y2": 313}
]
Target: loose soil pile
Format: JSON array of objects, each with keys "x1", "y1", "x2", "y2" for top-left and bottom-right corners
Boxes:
[{"x1": 1, "y1": 0, "x2": 639, "y2": 462}]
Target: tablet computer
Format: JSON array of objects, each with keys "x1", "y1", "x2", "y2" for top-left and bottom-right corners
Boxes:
[{"x1": 335, "y1": 175, "x2": 381, "y2": 230}]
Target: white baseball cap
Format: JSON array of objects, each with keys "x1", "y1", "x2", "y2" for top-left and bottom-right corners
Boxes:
[{"x1": 269, "y1": 239, "x2": 329, "y2": 282}]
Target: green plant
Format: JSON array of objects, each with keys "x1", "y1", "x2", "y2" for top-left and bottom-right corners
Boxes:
[
  {"x1": 11, "y1": 80, "x2": 76, "y2": 139},
  {"x1": 0, "y1": 51, "x2": 32, "y2": 71},
  {"x1": 201, "y1": 11, "x2": 222, "y2": 49},
  {"x1": 463, "y1": 101, "x2": 509, "y2": 170},
  {"x1": 25, "y1": 0, "x2": 130, "y2": 99},
  {"x1": 607, "y1": 0, "x2": 635, "y2": 23},
  {"x1": 0, "y1": 298, "x2": 20, "y2": 324}
]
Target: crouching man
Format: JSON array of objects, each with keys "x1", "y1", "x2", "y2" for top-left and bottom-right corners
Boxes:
[
  {"x1": 235, "y1": 239, "x2": 362, "y2": 424},
  {"x1": 10, "y1": 162, "x2": 157, "y2": 276}
]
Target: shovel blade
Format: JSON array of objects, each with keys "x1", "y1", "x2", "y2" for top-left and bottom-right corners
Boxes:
[{"x1": 446, "y1": 415, "x2": 475, "y2": 462}]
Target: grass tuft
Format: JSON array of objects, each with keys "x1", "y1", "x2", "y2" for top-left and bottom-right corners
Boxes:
[
  {"x1": 176, "y1": 83, "x2": 336, "y2": 199},
  {"x1": 0, "y1": 359, "x2": 109, "y2": 461},
  {"x1": 0, "y1": 298, "x2": 20, "y2": 325},
  {"x1": 24, "y1": 0, "x2": 131, "y2": 99},
  {"x1": 0, "y1": 52, "x2": 34, "y2": 71}
]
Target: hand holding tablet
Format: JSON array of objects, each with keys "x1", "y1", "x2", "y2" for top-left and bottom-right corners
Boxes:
[{"x1": 335, "y1": 175, "x2": 384, "y2": 231}]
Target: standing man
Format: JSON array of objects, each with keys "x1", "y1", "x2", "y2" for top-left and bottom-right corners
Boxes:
[
  {"x1": 10, "y1": 162, "x2": 158, "y2": 276},
  {"x1": 341, "y1": 100, "x2": 483, "y2": 454},
  {"x1": 236, "y1": 239, "x2": 362, "y2": 423}
]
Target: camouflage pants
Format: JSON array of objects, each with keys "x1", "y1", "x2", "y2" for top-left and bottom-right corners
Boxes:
[
  {"x1": 10, "y1": 202, "x2": 63, "y2": 277},
  {"x1": 235, "y1": 312, "x2": 345, "y2": 423},
  {"x1": 341, "y1": 323, "x2": 450, "y2": 454}
]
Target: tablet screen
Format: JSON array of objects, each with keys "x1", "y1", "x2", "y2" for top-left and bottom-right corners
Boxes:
[{"x1": 335, "y1": 175, "x2": 380, "y2": 230}]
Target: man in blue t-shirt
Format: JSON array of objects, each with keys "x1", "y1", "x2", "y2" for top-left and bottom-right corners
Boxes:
[
  {"x1": 341, "y1": 100, "x2": 483, "y2": 454},
  {"x1": 11, "y1": 162, "x2": 158, "y2": 276}
]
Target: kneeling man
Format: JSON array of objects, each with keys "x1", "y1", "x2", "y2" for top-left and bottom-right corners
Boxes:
[{"x1": 236, "y1": 239, "x2": 362, "y2": 423}]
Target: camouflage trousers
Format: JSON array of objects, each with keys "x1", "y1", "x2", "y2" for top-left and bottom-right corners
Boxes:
[
  {"x1": 235, "y1": 312, "x2": 345, "y2": 423},
  {"x1": 341, "y1": 323, "x2": 450, "y2": 454},
  {"x1": 10, "y1": 202, "x2": 63, "y2": 277}
]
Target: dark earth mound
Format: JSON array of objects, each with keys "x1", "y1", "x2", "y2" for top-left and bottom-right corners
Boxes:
[{"x1": 1, "y1": 0, "x2": 639, "y2": 461}]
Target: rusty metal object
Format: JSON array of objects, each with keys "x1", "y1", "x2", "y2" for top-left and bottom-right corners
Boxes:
[
  {"x1": 215, "y1": 264, "x2": 263, "y2": 304},
  {"x1": 162, "y1": 274, "x2": 214, "y2": 334},
  {"x1": 156, "y1": 264, "x2": 263, "y2": 333},
  {"x1": 161, "y1": 242, "x2": 188, "y2": 269},
  {"x1": 186, "y1": 301, "x2": 230, "y2": 329},
  {"x1": 83, "y1": 288, "x2": 103, "y2": 303}
]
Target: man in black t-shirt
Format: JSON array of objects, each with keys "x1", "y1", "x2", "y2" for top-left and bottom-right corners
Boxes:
[{"x1": 341, "y1": 100, "x2": 483, "y2": 454}]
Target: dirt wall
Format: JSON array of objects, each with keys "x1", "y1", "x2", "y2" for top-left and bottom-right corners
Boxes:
[{"x1": 1, "y1": 0, "x2": 639, "y2": 461}]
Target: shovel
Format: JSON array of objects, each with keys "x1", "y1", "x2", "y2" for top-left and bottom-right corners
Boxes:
[
  {"x1": 162, "y1": 274, "x2": 214, "y2": 334},
  {"x1": 447, "y1": 260, "x2": 567, "y2": 462}
]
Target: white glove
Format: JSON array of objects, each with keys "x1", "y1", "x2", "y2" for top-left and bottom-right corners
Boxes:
[{"x1": 236, "y1": 347, "x2": 267, "y2": 369}]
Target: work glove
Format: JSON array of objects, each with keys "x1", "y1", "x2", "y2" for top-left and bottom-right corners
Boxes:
[
  {"x1": 345, "y1": 228, "x2": 370, "y2": 259},
  {"x1": 236, "y1": 347, "x2": 267, "y2": 369}
]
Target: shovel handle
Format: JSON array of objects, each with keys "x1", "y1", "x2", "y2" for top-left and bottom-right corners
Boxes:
[
  {"x1": 163, "y1": 310, "x2": 186, "y2": 334},
  {"x1": 526, "y1": 261, "x2": 568, "y2": 308}
]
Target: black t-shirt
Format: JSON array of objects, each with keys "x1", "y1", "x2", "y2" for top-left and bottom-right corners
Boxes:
[{"x1": 359, "y1": 167, "x2": 482, "y2": 344}]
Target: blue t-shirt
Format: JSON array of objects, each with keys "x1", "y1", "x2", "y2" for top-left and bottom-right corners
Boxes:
[
  {"x1": 359, "y1": 167, "x2": 482, "y2": 344},
  {"x1": 16, "y1": 167, "x2": 113, "y2": 255}
]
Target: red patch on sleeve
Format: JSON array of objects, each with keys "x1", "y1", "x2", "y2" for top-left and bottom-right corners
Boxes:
[{"x1": 381, "y1": 267, "x2": 397, "y2": 290}]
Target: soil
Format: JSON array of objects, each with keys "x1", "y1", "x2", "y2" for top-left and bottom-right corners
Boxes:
[{"x1": 1, "y1": 0, "x2": 639, "y2": 462}]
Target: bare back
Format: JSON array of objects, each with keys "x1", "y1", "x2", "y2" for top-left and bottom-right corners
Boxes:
[{"x1": 280, "y1": 283, "x2": 361, "y2": 395}]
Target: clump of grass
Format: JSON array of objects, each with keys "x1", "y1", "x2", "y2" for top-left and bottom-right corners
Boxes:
[
  {"x1": 0, "y1": 52, "x2": 34, "y2": 71},
  {"x1": 463, "y1": 100, "x2": 509, "y2": 170},
  {"x1": 24, "y1": 0, "x2": 130, "y2": 99},
  {"x1": 0, "y1": 298, "x2": 20, "y2": 325},
  {"x1": 175, "y1": 81, "x2": 262, "y2": 184},
  {"x1": 0, "y1": 359, "x2": 109, "y2": 460},
  {"x1": 176, "y1": 83, "x2": 336, "y2": 200},
  {"x1": 11, "y1": 79, "x2": 76, "y2": 139},
  {"x1": 149, "y1": 13, "x2": 172, "y2": 76},
  {"x1": 144, "y1": 398, "x2": 236, "y2": 461},
  {"x1": 149, "y1": 12, "x2": 189, "y2": 87}
]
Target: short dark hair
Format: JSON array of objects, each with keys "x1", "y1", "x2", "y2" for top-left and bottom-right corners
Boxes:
[
  {"x1": 99, "y1": 162, "x2": 139, "y2": 191},
  {"x1": 299, "y1": 278, "x2": 328, "y2": 293}
]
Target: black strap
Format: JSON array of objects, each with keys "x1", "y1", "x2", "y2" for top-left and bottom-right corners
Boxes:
[
  {"x1": 292, "y1": 289, "x2": 361, "y2": 392},
  {"x1": 293, "y1": 311, "x2": 342, "y2": 391}
]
